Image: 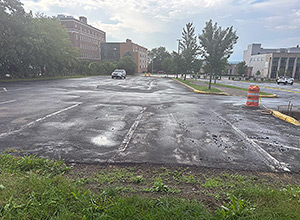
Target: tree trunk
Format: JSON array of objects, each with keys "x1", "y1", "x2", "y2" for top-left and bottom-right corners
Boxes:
[
  {"x1": 184, "y1": 73, "x2": 187, "y2": 80},
  {"x1": 214, "y1": 74, "x2": 217, "y2": 84},
  {"x1": 208, "y1": 72, "x2": 212, "y2": 89}
]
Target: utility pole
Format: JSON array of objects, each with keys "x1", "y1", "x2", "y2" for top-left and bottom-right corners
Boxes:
[{"x1": 177, "y1": 39, "x2": 181, "y2": 54}]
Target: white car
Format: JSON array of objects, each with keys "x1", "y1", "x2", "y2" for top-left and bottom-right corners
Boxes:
[
  {"x1": 276, "y1": 76, "x2": 294, "y2": 85},
  {"x1": 111, "y1": 69, "x2": 126, "y2": 79}
]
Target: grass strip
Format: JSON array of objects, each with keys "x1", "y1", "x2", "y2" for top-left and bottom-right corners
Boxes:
[
  {"x1": 205, "y1": 82, "x2": 273, "y2": 96},
  {"x1": 1, "y1": 153, "x2": 300, "y2": 219},
  {"x1": 175, "y1": 78, "x2": 222, "y2": 93}
]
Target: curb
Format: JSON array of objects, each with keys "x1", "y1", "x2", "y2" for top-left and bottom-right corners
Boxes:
[
  {"x1": 271, "y1": 110, "x2": 300, "y2": 126},
  {"x1": 259, "y1": 94, "x2": 277, "y2": 98},
  {"x1": 173, "y1": 79, "x2": 230, "y2": 96}
]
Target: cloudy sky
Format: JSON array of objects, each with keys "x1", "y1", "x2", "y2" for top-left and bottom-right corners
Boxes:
[{"x1": 21, "y1": 0, "x2": 300, "y2": 61}]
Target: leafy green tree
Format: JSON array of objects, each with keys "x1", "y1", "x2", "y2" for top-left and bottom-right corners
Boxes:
[
  {"x1": 0, "y1": 0, "x2": 31, "y2": 78},
  {"x1": 161, "y1": 57, "x2": 173, "y2": 73},
  {"x1": 236, "y1": 61, "x2": 247, "y2": 76},
  {"x1": 170, "y1": 52, "x2": 184, "y2": 78},
  {"x1": 199, "y1": 20, "x2": 238, "y2": 89},
  {"x1": 255, "y1": 70, "x2": 261, "y2": 77},
  {"x1": 179, "y1": 22, "x2": 200, "y2": 80},
  {"x1": 118, "y1": 56, "x2": 136, "y2": 74},
  {"x1": 0, "y1": 0, "x2": 79, "y2": 78},
  {"x1": 29, "y1": 15, "x2": 79, "y2": 77},
  {"x1": 148, "y1": 47, "x2": 171, "y2": 73}
]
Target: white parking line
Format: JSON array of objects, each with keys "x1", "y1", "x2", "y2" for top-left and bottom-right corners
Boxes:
[
  {"x1": 213, "y1": 111, "x2": 290, "y2": 172},
  {"x1": 0, "y1": 103, "x2": 81, "y2": 139},
  {"x1": 254, "y1": 140, "x2": 300, "y2": 152},
  {"x1": 3, "y1": 88, "x2": 7, "y2": 92},
  {"x1": 0, "y1": 100, "x2": 16, "y2": 105},
  {"x1": 119, "y1": 107, "x2": 147, "y2": 152}
]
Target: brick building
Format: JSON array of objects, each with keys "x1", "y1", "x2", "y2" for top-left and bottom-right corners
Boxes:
[
  {"x1": 58, "y1": 15, "x2": 106, "y2": 61},
  {"x1": 101, "y1": 39, "x2": 148, "y2": 73}
]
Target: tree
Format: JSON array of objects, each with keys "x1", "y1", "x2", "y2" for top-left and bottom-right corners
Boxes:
[
  {"x1": 118, "y1": 56, "x2": 136, "y2": 74},
  {"x1": 161, "y1": 57, "x2": 173, "y2": 74},
  {"x1": 179, "y1": 22, "x2": 200, "y2": 80},
  {"x1": 199, "y1": 20, "x2": 238, "y2": 89},
  {"x1": 236, "y1": 61, "x2": 247, "y2": 76},
  {"x1": 255, "y1": 70, "x2": 261, "y2": 77},
  {"x1": 147, "y1": 47, "x2": 170, "y2": 73},
  {"x1": 170, "y1": 52, "x2": 184, "y2": 78},
  {"x1": 0, "y1": 1, "x2": 79, "y2": 78},
  {"x1": 0, "y1": 0, "x2": 31, "y2": 78}
]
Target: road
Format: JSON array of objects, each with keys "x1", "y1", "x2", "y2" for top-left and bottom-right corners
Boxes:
[{"x1": 0, "y1": 76, "x2": 299, "y2": 172}]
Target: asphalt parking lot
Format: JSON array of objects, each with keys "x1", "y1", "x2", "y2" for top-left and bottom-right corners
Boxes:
[{"x1": 0, "y1": 76, "x2": 299, "y2": 172}]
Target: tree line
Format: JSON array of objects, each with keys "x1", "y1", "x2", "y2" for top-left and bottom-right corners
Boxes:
[
  {"x1": 0, "y1": 0, "x2": 136, "y2": 79},
  {"x1": 149, "y1": 20, "x2": 238, "y2": 89}
]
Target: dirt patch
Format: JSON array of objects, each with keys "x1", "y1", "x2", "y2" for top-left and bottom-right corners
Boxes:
[{"x1": 66, "y1": 162, "x2": 300, "y2": 208}]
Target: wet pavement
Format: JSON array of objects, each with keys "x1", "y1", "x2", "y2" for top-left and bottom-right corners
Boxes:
[{"x1": 0, "y1": 76, "x2": 299, "y2": 172}]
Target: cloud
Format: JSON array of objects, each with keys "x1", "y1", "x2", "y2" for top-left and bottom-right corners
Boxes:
[{"x1": 20, "y1": 0, "x2": 300, "y2": 60}]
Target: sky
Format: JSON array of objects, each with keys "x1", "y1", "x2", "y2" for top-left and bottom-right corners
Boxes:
[{"x1": 21, "y1": 0, "x2": 300, "y2": 61}]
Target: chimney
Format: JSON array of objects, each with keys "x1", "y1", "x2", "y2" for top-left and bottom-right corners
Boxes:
[{"x1": 79, "y1": 16, "x2": 87, "y2": 24}]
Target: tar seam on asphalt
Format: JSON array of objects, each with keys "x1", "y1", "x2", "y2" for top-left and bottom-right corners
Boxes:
[
  {"x1": 212, "y1": 111, "x2": 290, "y2": 172},
  {"x1": 0, "y1": 103, "x2": 81, "y2": 139}
]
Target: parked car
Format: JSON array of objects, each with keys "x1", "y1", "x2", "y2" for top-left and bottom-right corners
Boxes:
[
  {"x1": 276, "y1": 76, "x2": 294, "y2": 85},
  {"x1": 111, "y1": 69, "x2": 126, "y2": 79}
]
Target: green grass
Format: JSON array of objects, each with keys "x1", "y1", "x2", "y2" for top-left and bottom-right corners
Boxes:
[
  {"x1": 175, "y1": 78, "x2": 222, "y2": 93},
  {"x1": 205, "y1": 82, "x2": 274, "y2": 96},
  {"x1": 1, "y1": 153, "x2": 300, "y2": 219}
]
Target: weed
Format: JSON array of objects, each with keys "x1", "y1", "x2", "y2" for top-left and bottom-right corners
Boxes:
[
  {"x1": 153, "y1": 178, "x2": 169, "y2": 193},
  {"x1": 131, "y1": 175, "x2": 144, "y2": 184},
  {"x1": 0, "y1": 154, "x2": 69, "y2": 177},
  {"x1": 203, "y1": 177, "x2": 223, "y2": 189},
  {"x1": 215, "y1": 195, "x2": 254, "y2": 219}
]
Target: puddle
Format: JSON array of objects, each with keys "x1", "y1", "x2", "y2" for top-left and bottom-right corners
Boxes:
[{"x1": 92, "y1": 135, "x2": 115, "y2": 146}]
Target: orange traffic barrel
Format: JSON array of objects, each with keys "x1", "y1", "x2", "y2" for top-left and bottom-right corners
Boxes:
[{"x1": 246, "y1": 85, "x2": 260, "y2": 107}]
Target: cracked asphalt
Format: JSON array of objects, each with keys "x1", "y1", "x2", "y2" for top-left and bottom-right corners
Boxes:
[{"x1": 0, "y1": 76, "x2": 299, "y2": 172}]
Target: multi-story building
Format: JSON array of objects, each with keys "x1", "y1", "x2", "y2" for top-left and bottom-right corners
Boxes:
[
  {"x1": 101, "y1": 39, "x2": 148, "y2": 73},
  {"x1": 58, "y1": 15, "x2": 106, "y2": 61},
  {"x1": 243, "y1": 43, "x2": 300, "y2": 79}
]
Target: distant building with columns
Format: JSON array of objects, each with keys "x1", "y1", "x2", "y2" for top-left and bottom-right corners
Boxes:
[{"x1": 243, "y1": 43, "x2": 300, "y2": 80}]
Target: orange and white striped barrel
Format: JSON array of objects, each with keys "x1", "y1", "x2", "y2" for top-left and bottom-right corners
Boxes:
[{"x1": 246, "y1": 85, "x2": 260, "y2": 107}]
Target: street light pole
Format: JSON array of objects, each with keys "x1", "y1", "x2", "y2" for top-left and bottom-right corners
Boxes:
[{"x1": 177, "y1": 39, "x2": 181, "y2": 54}]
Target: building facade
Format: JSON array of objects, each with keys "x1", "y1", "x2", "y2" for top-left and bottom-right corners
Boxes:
[
  {"x1": 226, "y1": 63, "x2": 252, "y2": 76},
  {"x1": 243, "y1": 43, "x2": 300, "y2": 79},
  {"x1": 101, "y1": 39, "x2": 148, "y2": 73},
  {"x1": 58, "y1": 15, "x2": 106, "y2": 61}
]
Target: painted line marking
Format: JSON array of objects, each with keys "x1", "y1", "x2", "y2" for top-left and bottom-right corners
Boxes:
[
  {"x1": 213, "y1": 111, "x2": 290, "y2": 172},
  {"x1": 254, "y1": 140, "x2": 300, "y2": 152},
  {"x1": 0, "y1": 100, "x2": 16, "y2": 105},
  {"x1": 119, "y1": 107, "x2": 147, "y2": 152},
  {"x1": 262, "y1": 86, "x2": 300, "y2": 94},
  {"x1": 0, "y1": 103, "x2": 81, "y2": 139},
  {"x1": 3, "y1": 88, "x2": 7, "y2": 92}
]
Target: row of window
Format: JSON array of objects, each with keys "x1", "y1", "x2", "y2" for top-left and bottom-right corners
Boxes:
[
  {"x1": 74, "y1": 23, "x2": 104, "y2": 37},
  {"x1": 81, "y1": 52, "x2": 100, "y2": 59},
  {"x1": 250, "y1": 57, "x2": 265, "y2": 62},
  {"x1": 79, "y1": 44, "x2": 99, "y2": 51},
  {"x1": 76, "y1": 35, "x2": 101, "y2": 44}
]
